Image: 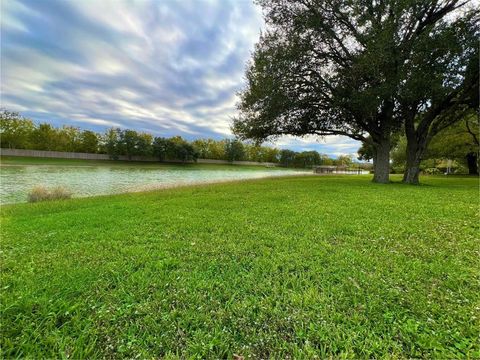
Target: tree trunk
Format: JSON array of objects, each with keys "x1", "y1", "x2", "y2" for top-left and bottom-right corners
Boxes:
[
  {"x1": 372, "y1": 138, "x2": 390, "y2": 183},
  {"x1": 403, "y1": 119, "x2": 430, "y2": 185},
  {"x1": 466, "y1": 152, "x2": 479, "y2": 175},
  {"x1": 402, "y1": 141, "x2": 422, "y2": 184}
]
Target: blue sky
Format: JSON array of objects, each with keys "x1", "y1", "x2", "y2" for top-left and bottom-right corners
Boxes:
[{"x1": 1, "y1": 0, "x2": 360, "y2": 157}]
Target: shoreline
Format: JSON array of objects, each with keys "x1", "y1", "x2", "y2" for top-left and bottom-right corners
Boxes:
[{"x1": 1, "y1": 173, "x2": 316, "y2": 206}]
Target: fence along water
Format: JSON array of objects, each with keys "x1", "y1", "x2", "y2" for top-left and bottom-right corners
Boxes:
[{"x1": 0, "y1": 148, "x2": 277, "y2": 166}]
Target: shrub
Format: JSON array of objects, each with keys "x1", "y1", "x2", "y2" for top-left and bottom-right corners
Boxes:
[
  {"x1": 423, "y1": 168, "x2": 440, "y2": 175},
  {"x1": 28, "y1": 186, "x2": 72, "y2": 203}
]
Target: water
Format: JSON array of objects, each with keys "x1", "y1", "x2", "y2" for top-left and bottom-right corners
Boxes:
[{"x1": 0, "y1": 164, "x2": 309, "y2": 204}]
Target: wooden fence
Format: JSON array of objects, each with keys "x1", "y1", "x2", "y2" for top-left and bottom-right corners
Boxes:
[{"x1": 0, "y1": 148, "x2": 277, "y2": 167}]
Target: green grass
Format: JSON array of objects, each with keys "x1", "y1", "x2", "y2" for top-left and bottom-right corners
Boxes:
[
  {"x1": 0, "y1": 156, "x2": 280, "y2": 171},
  {"x1": 1, "y1": 175, "x2": 479, "y2": 358}
]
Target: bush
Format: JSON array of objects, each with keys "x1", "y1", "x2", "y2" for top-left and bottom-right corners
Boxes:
[
  {"x1": 28, "y1": 186, "x2": 72, "y2": 203},
  {"x1": 423, "y1": 168, "x2": 440, "y2": 175}
]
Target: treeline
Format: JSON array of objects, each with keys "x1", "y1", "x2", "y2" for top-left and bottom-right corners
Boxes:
[{"x1": 0, "y1": 109, "x2": 361, "y2": 167}]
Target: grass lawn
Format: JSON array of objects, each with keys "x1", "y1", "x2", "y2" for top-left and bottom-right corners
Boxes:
[{"x1": 1, "y1": 175, "x2": 478, "y2": 358}]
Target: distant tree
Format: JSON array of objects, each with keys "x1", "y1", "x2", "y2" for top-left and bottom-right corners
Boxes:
[
  {"x1": 0, "y1": 109, "x2": 35, "y2": 149},
  {"x1": 104, "y1": 128, "x2": 122, "y2": 160},
  {"x1": 0, "y1": 109, "x2": 304, "y2": 165},
  {"x1": 319, "y1": 154, "x2": 334, "y2": 166},
  {"x1": 224, "y1": 139, "x2": 245, "y2": 162},
  {"x1": 175, "y1": 143, "x2": 199, "y2": 163},
  {"x1": 136, "y1": 132, "x2": 153, "y2": 157},
  {"x1": 335, "y1": 155, "x2": 354, "y2": 167},
  {"x1": 154, "y1": 136, "x2": 198, "y2": 163},
  {"x1": 357, "y1": 139, "x2": 375, "y2": 163},
  {"x1": 119, "y1": 130, "x2": 138, "y2": 159},
  {"x1": 57, "y1": 126, "x2": 81, "y2": 152},
  {"x1": 153, "y1": 137, "x2": 169, "y2": 161},
  {"x1": 192, "y1": 139, "x2": 211, "y2": 159},
  {"x1": 242, "y1": 144, "x2": 277, "y2": 162},
  {"x1": 78, "y1": 130, "x2": 100, "y2": 153},
  {"x1": 263, "y1": 147, "x2": 280, "y2": 163},
  {"x1": 279, "y1": 149, "x2": 296, "y2": 167},
  {"x1": 30, "y1": 123, "x2": 59, "y2": 151},
  {"x1": 168, "y1": 136, "x2": 187, "y2": 160},
  {"x1": 209, "y1": 139, "x2": 227, "y2": 160},
  {"x1": 244, "y1": 144, "x2": 262, "y2": 162},
  {"x1": 294, "y1": 151, "x2": 320, "y2": 168}
]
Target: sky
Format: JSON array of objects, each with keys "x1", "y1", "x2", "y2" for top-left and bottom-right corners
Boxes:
[{"x1": 1, "y1": 0, "x2": 360, "y2": 157}]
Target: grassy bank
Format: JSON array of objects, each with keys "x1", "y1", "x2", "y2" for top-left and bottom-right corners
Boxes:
[
  {"x1": 1, "y1": 175, "x2": 479, "y2": 358},
  {"x1": 0, "y1": 156, "x2": 279, "y2": 171}
]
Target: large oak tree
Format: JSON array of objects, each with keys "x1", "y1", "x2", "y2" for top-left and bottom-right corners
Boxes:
[
  {"x1": 398, "y1": 10, "x2": 478, "y2": 183},
  {"x1": 234, "y1": 0, "x2": 478, "y2": 183}
]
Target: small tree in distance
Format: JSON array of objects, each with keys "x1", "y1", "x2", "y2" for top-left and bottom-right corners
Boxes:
[
  {"x1": 0, "y1": 109, "x2": 35, "y2": 149},
  {"x1": 224, "y1": 139, "x2": 245, "y2": 162}
]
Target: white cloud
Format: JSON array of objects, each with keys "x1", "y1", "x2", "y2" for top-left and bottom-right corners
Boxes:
[{"x1": 1, "y1": 0, "x2": 360, "y2": 155}]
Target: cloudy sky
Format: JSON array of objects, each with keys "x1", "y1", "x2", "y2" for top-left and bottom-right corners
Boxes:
[{"x1": 1, "y1": 0, "x2": 360, "y2": 156}]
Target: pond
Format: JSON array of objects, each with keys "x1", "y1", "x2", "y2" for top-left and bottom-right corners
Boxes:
[{"x1": 0, "y1": 164, "x2": 309, "y2": 204}]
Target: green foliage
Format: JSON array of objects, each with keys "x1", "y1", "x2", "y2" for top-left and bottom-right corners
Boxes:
[
  {"x1": 279, "y1": 149, "x2": 296, "y2": 167},
  {"x1": 279, "y1": 149, "x2": 352, "y2": 168},
  {"x1": 0, "y1": 110, "x2": 290, "y2": 164},
  {"x1": 293, "y1": 151, "x2": 320, "y2": 168},
  {"x1": 104, "y1": 128, "x2": 122, "y2": 159},
  {"x1": 391, "y1": 136, "x2": 408, "y2": 173},
  {"x1": 279, "y1": 151, "x2": 352, "y2": 168},
  {"x1": 335, "y1": 155, "x2": 354, "y2": 167},
  {"x1": 0, "y1": 109, "x2": 35, "y2": 149},
  {"x1": 392, "y1": 116, "x2": 480, "y2": 175},
  {"x1": 1, "y1": 176, "x2": 478, "y2": 358},
  {"x1": 234, "y1": 0, "x2": 478, "y2": 183},
  {"x1": 117, "y1": 129, "x2": 153, "y2": 159},
  {"x1": 120, "y1": 129, "x2": 140, "y2": 158},
  {"x1": 152, "y1": 137, "x2": 170, "y2": 161},
  {"x1": 191, "y1": 138, "x2": 226, "y2": 160},
  {"x1": 357, "y1": 140, "x2": 375, "y2": 162},
  {"x1": 153, "y1": 136, "x2": 198, "y2": 163},
  {"x1": 175, "y1": 142, "x2": 199, "y2": 163},
  {"x1": 224, "y1": 139, "x2": 245, "y2": 162},
  {"x1": 56, "y1": 126, "x2": 81, "y2": 152},
  {"x1": 30, "y1": 123, "x2": 58, "y2": 151},
  {"x1": 77, "y1": 130, "x2": 100, "y2": 153},
  {"x1": 399, "y1": 8, "x2": 478, "y2": 182},
  {"x1": 426, "y1": 116, "x2": 479, "y2": 172},
  {"x1": 0, "y1": 109, "x2": 354, "y2": 167}
]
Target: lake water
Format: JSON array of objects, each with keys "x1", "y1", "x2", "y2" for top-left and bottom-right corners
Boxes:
[{"x1": 0, "y1": 165, "x2": 309, "y2": 204}]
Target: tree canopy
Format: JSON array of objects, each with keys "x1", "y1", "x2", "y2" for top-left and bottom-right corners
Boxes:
[
  {"x1": 425, "y1": 114, "x2": 479, "y2": 174},
  {"x1": 234, "y1": 0, "x2": 479, "y2": 183}
]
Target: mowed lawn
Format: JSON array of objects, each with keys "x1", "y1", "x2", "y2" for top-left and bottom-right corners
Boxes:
[{"x1": 1, "y1": 175, "x2": 478, "y2": 358}]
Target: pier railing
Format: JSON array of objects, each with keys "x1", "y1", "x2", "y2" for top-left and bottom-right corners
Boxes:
[{"x1": 313, "y1": 165, "x2": 366, "y2": 175}]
